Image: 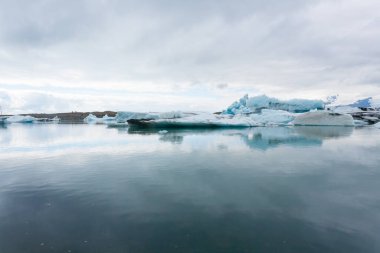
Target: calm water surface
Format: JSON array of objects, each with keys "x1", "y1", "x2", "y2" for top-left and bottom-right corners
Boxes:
[{"x1": 0, "y1": 124, "x2": 380, "y2": 253}]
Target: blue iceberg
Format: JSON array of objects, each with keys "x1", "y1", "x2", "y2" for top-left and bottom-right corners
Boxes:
[{"x1": 223, "y1": 94, "x2": 324, "y2": 115}]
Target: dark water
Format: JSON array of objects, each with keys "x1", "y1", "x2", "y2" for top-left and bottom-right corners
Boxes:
[{"x1": 1, "y1": 124, "x2": 380, "y2": 253}]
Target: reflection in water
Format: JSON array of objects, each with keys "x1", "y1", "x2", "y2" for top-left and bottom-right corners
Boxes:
[
  {"x1": 294, "y1": 126, "x2": 354, "y2": 139},
  {"x1": 127, "y1": 126, "x2": 354, "y2": 150},
  {"x1": 239, "y1": 126, "x2": 354, "y2": 150},
  {"x1": 159, "y1": 133, "x2": 184, "y2": 144},
  {"x1": 0, "y1": 124, "x2": 379, "y2": 253}
]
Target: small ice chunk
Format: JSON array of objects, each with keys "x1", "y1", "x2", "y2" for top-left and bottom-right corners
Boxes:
[{"x1": 158, "y1": 130, "x2": 168, "y2": 134}]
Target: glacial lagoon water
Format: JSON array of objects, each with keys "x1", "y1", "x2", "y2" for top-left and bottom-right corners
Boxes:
[{"x1": 0, "y1": 124, "x2": 380, "y2": 253}]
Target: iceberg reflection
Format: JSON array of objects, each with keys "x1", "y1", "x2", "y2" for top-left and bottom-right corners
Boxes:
[{"x1": 127, "y1": 126, "x2": 354, "y2": 150}]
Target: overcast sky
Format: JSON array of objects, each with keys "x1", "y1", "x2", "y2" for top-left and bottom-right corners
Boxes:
[{"x1": 0, "y1": 0, "x2": 379, "y2": 113}]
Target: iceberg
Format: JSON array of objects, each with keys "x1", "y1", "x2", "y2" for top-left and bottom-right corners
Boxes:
[
  {"x1": 127, "y1": 110, "x2": 296, "y2": 128},
  {"x1": 52, "y1": 116, "x2": 60, "y2": 122},
  {"x1": 0, "y1": 116, "x2": 8, "y2": 124},
  {"x1": 101, "y1": 114, "x2": 116, "y2": 122},
  {"x1": 330, "y1": 106, "x2": 363, "y2": 114},
  {"x1": 159, "y1": 111, "x2": 184, "y2": 119},
  {"x1": 223, "y1": 94, "x2": 324, "y2": 114},
  {"x1": 349, "y1": 97, "x2": 372, "y2": 108},
  {"x1": 293, "y1": 111, "x2": 354, "y2": 126},
  {"x1": 114, "y1": 111, "x2": 184, "y2": 123},
  {"x1": 6, "y1": 115, "x2": 36, "y2": 123},
  {"x1": 127, "y1": 112, "x2": 257, "y2": 128},
  {"x1": 374, "y1": 122, "x2": 380, "y2": 128},
  {"x1": 115, "y1": 111, "x2": 159, "y2": 123},
  {"x1": 329, "y1": 97, "x2": 380, "y2": 112},
  {"x1": 84, "y1": 114, "x2": 116, "y2": 124},
  {"x1": 83, "y1": 113, "x2": 100, "y2": 123},
  {"x1": 249, "y1": 109, "x2": 295, "y2": 126}
]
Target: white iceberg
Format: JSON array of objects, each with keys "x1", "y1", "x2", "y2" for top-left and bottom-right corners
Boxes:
[
  {"x1": 128, "y1": 112, "x2": 256, "y2": 128},
  {"x1": 328, "y1": 97, "x2": 380, "y2": 112},
  {"x1": 374, "y1": 122, "x2": 380, "y2": 128},
  {"x1": 127, "y1": 110, "x2": 297, "y2": 128},
  {"x1": 0, "y1": 116, "x2": 9, "y2": 124},
  {"x1": 114, "y1": 111, "x2": 185, "y2": 124},
  {"x1": 159, "y1": 111, "x2": 184, "y2": 119},
  {"x1": 83, "y1": 113, "x2": 100, "y2": 123},
  {"x1": 83, "y1": 114, "x2": 116, "y2": 124},
  {"x1": 249, "y1": 109, "x2": 295, "y2": 126},
  {"x1": 224, "y1": 94, "x2": 324, "y2": 114},
  {"x1": 115, "y1": 111, "x2": 159, "y2": 123},
  {"x1": 330, "y1": 106, "x2": 363, "y2": 114},
  {"x1": 293, "y1": 111, "x2": 354, "y2": 126},
  {"x1": 102, "y1": 114, "x2": 116, "y2": 122},
  {"x1": 52, "y1": 116, "x2": 60, "y2": 122},
  {"x1": 6, "y1": 115, "x2": 36, "y2": 123}
]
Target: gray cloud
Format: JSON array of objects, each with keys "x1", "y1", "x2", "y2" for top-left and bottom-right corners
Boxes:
[{"x1": 0, "y1": 0, "x2": 379, "y2": 113}]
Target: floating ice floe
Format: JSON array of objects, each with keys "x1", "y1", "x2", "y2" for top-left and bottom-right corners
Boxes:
[
  {"x1": 158, "y1": 130, "x2": 168, "y2": 134},
  {"x1": 293, "y1": 111, "x2": 354, "y2": 126},
  {"x1": 5, "y1": 115, "x2": 36, "y2": 123},
  {"x1": 223, "y1": 94, "x2": 324, "y2": 115},
  {"x1": 374, "y1": 122, "x2": 380, "y2": 128}
]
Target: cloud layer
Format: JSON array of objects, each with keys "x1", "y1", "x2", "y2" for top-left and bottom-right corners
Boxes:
[{"x1": 0, "y1": 0, "x2": 379, "y2": 113}]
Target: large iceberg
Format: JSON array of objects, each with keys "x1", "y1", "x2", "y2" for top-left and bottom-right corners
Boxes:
[
  {"x1": 348, "y1": 97, "x2": 373, "y2": 108},
  {"x1": 223, "y1": 94, "x2": 324, "y2": 115},
  {"x1": 127, "y1": 112, "x2": 256, "y2": 128},
  {"x1": 108, "y1": 94, "x2": 370, "y2": 128},
  {"x1": 6, "y1": 115, "x2": 36, "y2": 123},
  {"x1": 293, "y1": 111, "x2": 354, "y2": 126},
  {"x1": 127, "y1": 110, "x2": 296, "y2": 128},
  {"x1": 114, "y1": 111, "x2": 185, "y2": 123}
]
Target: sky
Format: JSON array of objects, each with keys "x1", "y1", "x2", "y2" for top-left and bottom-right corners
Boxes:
[{"x1": 0, "y1": 0, "x2": 379, "y2": 114}]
